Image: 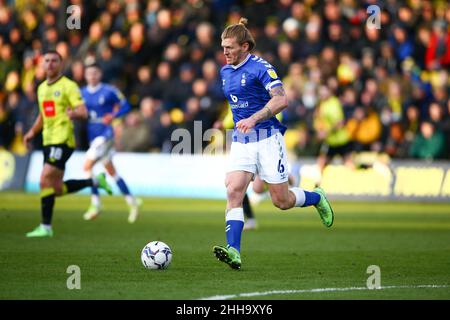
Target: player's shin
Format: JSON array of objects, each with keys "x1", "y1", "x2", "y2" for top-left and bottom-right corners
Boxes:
[
  {"x1": 90, "y1": 185, "x2": 100, "y2": 206},
  {"x1": 225, "y1": 208, "x2": 245, "y2": 252},
  {"x1": 41, "y1": 188, "x2": 55, "y2": 226},
  {"x1": 242, "y1": 193, "x2": 254, "y2": 218},
  {"x1": 114, "y1": 175, "x2": 136, "y2": 205},
  {"x1": 114, "y1": 175, "x2": 130, "y2": 194}
]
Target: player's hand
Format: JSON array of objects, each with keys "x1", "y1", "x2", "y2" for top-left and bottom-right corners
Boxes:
[
  {"x1": 236, "y1": 117, "x2": 256, "y2": 133},
  {"x1": 23, "y1": 131, "x2": 34, "y2": 150},
  {"x1": 66, "y1": 108, "x2": 76, "y2": 120},
  {"x1": 213, "y1": 120, "x2": 223, "y2": 129},
  {"x1": 102, "y1": 113, "x2": 114, "y2": 125}
]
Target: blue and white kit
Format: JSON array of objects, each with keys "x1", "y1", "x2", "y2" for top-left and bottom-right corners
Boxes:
[
  {"x1": 220, "y1": 54, "x2": 288, "y2": 183},
  {"x1": 81, "y1": 83, "x2": 130, "y2": 163}
]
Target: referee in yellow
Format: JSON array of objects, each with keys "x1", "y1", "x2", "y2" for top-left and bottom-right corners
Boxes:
[{"x1": 23, "y1": 50, "x2": 112, "y2": 237}]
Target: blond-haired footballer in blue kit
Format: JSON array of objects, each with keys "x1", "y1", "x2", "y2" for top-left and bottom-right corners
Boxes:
[{"x1": 213, "y1": 19, "x2": 334, "y2": 269}]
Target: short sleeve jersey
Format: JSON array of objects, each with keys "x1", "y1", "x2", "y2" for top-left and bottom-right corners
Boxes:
[
  {"x1": 37, "y1": 76, "x2": 84, "y2": 148},
  {"x1": 81, "y1": 83, "x2": 124, "y2": 143}
]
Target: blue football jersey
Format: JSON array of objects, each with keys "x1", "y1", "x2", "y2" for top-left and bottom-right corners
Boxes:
[
  {"x1": 81, "y1": 83, "x2": 130, "y2": 143},
  {"x1": 220, "y1": 54, "x2": 287, "y2": 143}
]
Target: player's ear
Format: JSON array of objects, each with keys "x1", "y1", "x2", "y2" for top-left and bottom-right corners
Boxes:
[{"x1": 242, "y1": 42, "x2": 250, "y2": 52}]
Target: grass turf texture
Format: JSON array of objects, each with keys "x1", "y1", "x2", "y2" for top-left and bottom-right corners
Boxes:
[{"x1": 0, "y1": 192, "x2": 449, "y2": 300}]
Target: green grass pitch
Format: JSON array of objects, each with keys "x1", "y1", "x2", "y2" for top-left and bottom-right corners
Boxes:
[{"x1": 0, "y1": 192, "x2": 449, "y2": 300}]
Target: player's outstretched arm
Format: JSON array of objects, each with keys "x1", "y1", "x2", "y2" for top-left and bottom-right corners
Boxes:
[
  {"x1": 23, "y1": 113, "x2": 43, "y2": 150},
  {"x1": 236, "y1": 86, "x2": 288, "y2": 133}
]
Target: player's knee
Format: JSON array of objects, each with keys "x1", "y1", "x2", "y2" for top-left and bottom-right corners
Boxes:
[
  {"x1": 52, "y1": 181, "x2": 64, "y2": 196},
  {"x1": 40, "y1": 173, "x2": 52, "y2": 189},
  {"x1": 272, "y1": 196, "x2": 291, "y2": 210},
  {"x1": 226, "y1": 184, "x2": 244, "y2": 202}
]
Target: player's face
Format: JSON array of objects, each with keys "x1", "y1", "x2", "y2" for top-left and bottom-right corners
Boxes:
[
  {"x1": 222, "y1": 37, "x2": 249, "y2": 66},
  {"x1": 43, "y1": 53, "x2": 62, "y2": 78},
  {"x1": 85, "y1": 67, "x2": 102, "y2": 86}
]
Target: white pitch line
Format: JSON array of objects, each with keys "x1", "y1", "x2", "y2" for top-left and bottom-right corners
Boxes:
[{"x1": 199, "y1": 284, "x2": 450, "y2": 300}]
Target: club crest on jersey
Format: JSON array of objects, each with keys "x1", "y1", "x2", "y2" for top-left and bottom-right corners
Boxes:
[
  {"x1": 241, "y1": 73, "x2": 246, "y2": 86},
  {"x1": 267, "y1": 69, "x2": 278, "y2": 79},
  {"x1": 53, "y1": 91, "x2": 61, "y2": 97},
  {"x1": 98, "y1": 95, "x2": 105, "y2": 105}
]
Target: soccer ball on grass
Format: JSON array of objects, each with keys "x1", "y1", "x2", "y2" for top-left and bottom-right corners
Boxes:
[{"x1": 141, "y1": 241, "x2": 172, "y2": 270}]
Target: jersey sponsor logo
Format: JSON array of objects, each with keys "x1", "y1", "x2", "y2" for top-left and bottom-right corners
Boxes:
[
  {"x1": 43, "y1": 100, "x2": 56, "y2": 117},
  {"x1": 267, "y1": 69, "x2": 278, "y2": 79},
  {"x1": 229, "y1": 94, "x2": 249, "y2": 108},
  {"x1": 230, "y1": 94, "x2": 238, "y2": 103},
  {"x1": 230, "y1": 101, "x2": 249, "y2": 109}
]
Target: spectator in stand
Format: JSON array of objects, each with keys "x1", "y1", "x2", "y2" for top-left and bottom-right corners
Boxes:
[
  {"x1": 151, "y1": 61, "x2": 172, "y2": 102},
  {"x1": 163, "y1": 63, "x2": 195, "y2": 111},
  {"x1": 384, "y1": 122, "x2": 410, "y2": 158},
  {"x1": 409, "y1": 121, "x2": 446, "y2": 160},
  {"x1": 130, "y1": 65, "x2": 155, "y2": 107},
  {"x1": 425, "y1": 20, "x2": 450, "y2": 70},
  {"x1": 390, "y1": 24, "x2": 415, "y2": 64},
  {"x1": 314, "y1": 85, "x2": 353, "y2": 178},
  {"x1": 346, "y1": 105, "x2": 382, "y2": 152},
  {"x1": 202, "y1": 59, "x2": 223, "y2": 102},
  {"x1": 118, "y1": 111, "x2": 151, "y2": 153}
]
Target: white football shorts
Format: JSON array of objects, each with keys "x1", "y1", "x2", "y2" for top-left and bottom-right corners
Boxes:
[
  {"x1": 227, "y1": 131, "x2": 289, "y2": 184},
  {"x1": 85, "y1": 136, "x2": 115, "y2": 163}
]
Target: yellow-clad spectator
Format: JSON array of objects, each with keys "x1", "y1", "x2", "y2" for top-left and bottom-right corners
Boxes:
[
  {"x1": 346, "y1": 107, "x2": 382, "y2": 151},
  {"x1": 314, "y1": 85, "x2": 353, "y2": 176}
]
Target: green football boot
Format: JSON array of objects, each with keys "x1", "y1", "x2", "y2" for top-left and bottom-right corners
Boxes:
[
  {"x1": 314, "y1": 187, "x2": 334, "y2": 227},
  {"x1": 83, "y1": 204, "x2": 101, "y2": 220},
  {"x1": 213, "y1": 245, "x2": 241, "y2": 270},
  {"x1": 96, "y1": 173, "x2": 112, "y2": 195},
  {"x1": 26, "y1": 225, "x2": 53, "y2": 238}
]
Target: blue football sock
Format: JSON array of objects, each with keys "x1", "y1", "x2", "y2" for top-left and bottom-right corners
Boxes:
[
  {"x1": 290, "y1": 187, "x2": 320, "y2": 207},
  {"x1": 115, "y1": 176, "x2": 130, "y2": 195},
  {"x1": 91, "y1": 184, "x2": 99, "y2": 196},
  {"x1": 225, "y1": 208, "x2": 244, "y2": 252},
  {"x1": 302, "y1": 190, "x2": 321, "y2": 207}
]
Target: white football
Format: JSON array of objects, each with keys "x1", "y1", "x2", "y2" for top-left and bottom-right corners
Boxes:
[{"x1": 141, "y1": 241, "x2": 172, "y2": 270}]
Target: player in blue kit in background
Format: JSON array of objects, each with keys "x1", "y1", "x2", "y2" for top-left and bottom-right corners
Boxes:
[
  {"x1": 213, "y1": 18, "x2": 334, "y2": 269},
  {"x1": 81, "y1": 63, "x2": 142, "y2": 223}
]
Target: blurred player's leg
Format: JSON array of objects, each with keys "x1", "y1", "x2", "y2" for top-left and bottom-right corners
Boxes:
[
  {"x1": 27, "y1": 163, "x2": 111, "y2": 237},
  {"x1": 104, "y1": 161, "x2": 141, "y2": 223},
  {"x1": 26, "y1": 164, "x2": 62, "y2": 237},
  {"x1": 242, "y1": 193, "x2": 257, "y2": 230},
  {"x1": 83, "y1": 137, "x2": 115, "y2": 220},
  {"x1": 83, "y1": 157, "x2": 101, "y2": 220}
]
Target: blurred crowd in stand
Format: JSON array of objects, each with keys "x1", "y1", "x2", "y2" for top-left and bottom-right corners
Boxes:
[{"x1": 0, "y1": 0, "x2": 449, "y2": 162}]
